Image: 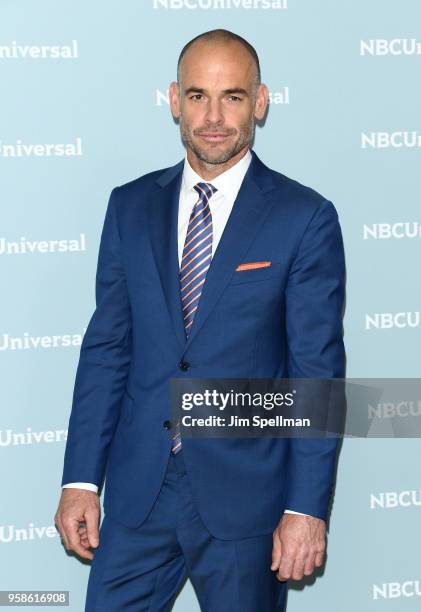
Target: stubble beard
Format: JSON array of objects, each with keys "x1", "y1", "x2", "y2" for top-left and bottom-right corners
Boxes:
[{"x1": 180, "y1": 116, "x2": 255, "y2": 166}]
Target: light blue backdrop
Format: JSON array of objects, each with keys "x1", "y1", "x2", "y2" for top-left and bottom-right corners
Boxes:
[{"x1": 1, "y1": 1, "x2": 420, "y2": 610}]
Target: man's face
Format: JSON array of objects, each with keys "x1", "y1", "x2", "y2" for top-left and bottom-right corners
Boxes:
[{"x1": 169, "y1": 40, "x2": 268, "y2": 166}]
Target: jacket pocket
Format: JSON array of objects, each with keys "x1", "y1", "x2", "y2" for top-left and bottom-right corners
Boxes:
[{"x1": 228, "y1": 261, "x2": 282, "y2": 285}]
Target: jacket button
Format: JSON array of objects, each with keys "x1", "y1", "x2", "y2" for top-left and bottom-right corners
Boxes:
[
  {"x1": 163, "y1": 420, "x2": 172, "y2": 430},
  {"x1": 179, "y1": 360, "x2": 190, "y2": 371}
]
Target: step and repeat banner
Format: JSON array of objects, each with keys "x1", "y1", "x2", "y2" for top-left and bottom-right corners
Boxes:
[{"x1": 1, "y1": 1, "x2": 420, "y2": 610}]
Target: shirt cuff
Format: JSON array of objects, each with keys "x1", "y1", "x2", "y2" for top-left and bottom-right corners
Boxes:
[{"x1": 62, "y1": 482, "x2": 98, "y2": 493}]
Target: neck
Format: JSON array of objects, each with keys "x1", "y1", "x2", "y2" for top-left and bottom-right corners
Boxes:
[{"x1": 186, "y1": 145, "x2": 250, "y2": 180}]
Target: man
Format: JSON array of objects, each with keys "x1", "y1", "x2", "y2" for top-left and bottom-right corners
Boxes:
[{"x1": 55, "y1": 29, "x2": 345, "y2": 612}]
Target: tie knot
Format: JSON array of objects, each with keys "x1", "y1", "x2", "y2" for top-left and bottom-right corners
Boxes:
[{"x1": 193, "y1": 182, "x2": 217, "y2": 201}]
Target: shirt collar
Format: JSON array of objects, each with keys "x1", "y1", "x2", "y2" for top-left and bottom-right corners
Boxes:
[{"x1": 181, "y1": 149, "x2": 252, "y2": 201}]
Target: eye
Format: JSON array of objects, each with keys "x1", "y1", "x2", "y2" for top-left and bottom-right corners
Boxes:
[
  {"x1": 190, "y1": 94, "x2": 204, "y2": 101},
  {"x1": 228, "y1": 95, "x2": 242, "y2": 102}
]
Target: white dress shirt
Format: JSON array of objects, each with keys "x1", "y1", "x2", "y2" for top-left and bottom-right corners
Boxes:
[
  {"x1": 63, "y1": 149, "x2": 307, "y2": 517},
  {"x1": 177, "y1": 148, "x2": 252, "y2": 266}
]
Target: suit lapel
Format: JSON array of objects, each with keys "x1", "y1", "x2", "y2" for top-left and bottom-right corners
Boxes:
[
  {"x1": 147, "y1": 151, "x2": 278, "y2": 352},
  {"x1": 147, "y1": 160, "x2": 187, "y2": 351}
]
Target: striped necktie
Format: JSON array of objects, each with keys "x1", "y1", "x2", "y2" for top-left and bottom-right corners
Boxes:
[{"x1": 171, "y1": 181, "x2": 217, "y2": 454}]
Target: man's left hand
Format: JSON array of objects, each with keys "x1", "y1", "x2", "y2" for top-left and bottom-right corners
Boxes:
[{"x1": 271, "y1": 513, "x2": 326, "y2": 581}]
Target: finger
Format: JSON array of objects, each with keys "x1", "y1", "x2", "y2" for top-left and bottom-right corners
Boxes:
[
  {"x1": 85, "y1": 510, "x2": 100, "y2": 549},
  {"x1": 78, "y1": 522, "x2": 94, "y2": 551},
  {"x1": 63, "y1": 517, "x2": 94, "y2": 560},
  {"x1": 271, "y1": 530, "x2": 282, "y2": 570},
  {"x1": 277, "y1": 554, "x2": 294, "y2": 581},
  {"x1": 79, "y1": 527, "x2": 89, "y2": 542},
  {"x1": 55, "y1": 517, "x2": 70, "y2": 550},
  {"x1": 303, "y1": 551, "x2": 316, "y2": 576},
  {"x1": 314, "y1": 550, "x2": 325, "y2": 567},
  {"x1": 291, "y1": 558, "x2": 306, "y2": 581}
]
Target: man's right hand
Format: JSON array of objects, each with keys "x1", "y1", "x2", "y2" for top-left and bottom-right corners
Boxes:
[{"x1": 54, "y1": 489, "x2": 100, "y2": 560}]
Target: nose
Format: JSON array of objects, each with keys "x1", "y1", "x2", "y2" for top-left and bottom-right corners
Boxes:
[{"x1": 204, "y1": 98, "x2": 224, "y2": 126}]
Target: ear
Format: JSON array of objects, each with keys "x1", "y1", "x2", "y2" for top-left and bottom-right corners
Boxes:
[
  {"x1": 169, "y1": 81, "x2": 181, "y2": 119},
  {"x1": 254, "y1": 84, "x2": 269, "y2": 121}
]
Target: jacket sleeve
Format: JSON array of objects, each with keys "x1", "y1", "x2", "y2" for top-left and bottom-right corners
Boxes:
[
  {"x1": 284, "y1": 199, "x2": 346, "y2": 520},
  {"x1": 61, "y1": 187, "x2": 132, "y2": 488}
]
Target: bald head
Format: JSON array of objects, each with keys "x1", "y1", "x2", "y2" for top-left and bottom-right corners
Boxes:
[{"x1": 177, "y1": 29, "x2": 261, "y2": 88}]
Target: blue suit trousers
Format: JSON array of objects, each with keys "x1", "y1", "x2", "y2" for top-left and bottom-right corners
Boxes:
[{"x1": 85, "y1": 449, "x2": 287, "y2": 611}]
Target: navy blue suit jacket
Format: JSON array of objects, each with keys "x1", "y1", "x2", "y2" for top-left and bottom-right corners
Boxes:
[{"x1": 61, "y1": 150, "x2": 346, "y2": 539}]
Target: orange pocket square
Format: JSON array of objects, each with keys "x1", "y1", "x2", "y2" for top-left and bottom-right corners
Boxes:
[{"x1": 235, "y1": 261, "x2": 272, "y2": 272}]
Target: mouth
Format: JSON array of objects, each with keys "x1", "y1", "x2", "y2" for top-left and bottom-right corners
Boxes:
[{"x1": 197, "y1": 132, "x2": 232, "y2": 143}]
